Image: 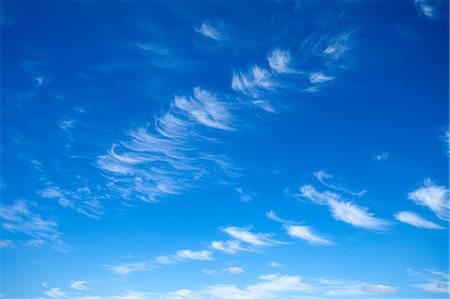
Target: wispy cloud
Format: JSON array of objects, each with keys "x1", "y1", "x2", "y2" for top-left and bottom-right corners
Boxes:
[
  {"x1": 314, "y1": 170, "x2": 367, "y2": 196},
  {"x1": 222, "y1": 226, "x2": 282, "y2": 247},
  {"x1": 108, "y1": 249, "x2": 213, "y2": 275},
  {"x1": 231, "y1": 65, "x2": 274, "y2": 97},
  {"x1": 414, "y1": 0, "x2": 437, "y2": 19},
  {"x1": 373, "y1": 152, "x2": 390, "y2": 161},
  {"x1": 408, "y1": 179, "x2": 449, "y2": 221},
  {"x1": 267, "y1": 49, "x2": 295, "y2": 74},
  {"x1": 0, "y1": 239, "x2": 14, "y2": 249},
  {"x1": 408, "y1": 268, "x2": 450, "y2": 294},
  {"x1": 267, "y1": 210, "x2": 332, "y2": 245},
  {"x1": 394, "y1": 211, "x2": 444, "y2": 229},
  {"x1": 39, "y1": 185, "x2": 103, "y2": 219},
  {"x1": 327, "y1": 198, "x2": 389, "y2": 230},
  {"x1": 297, "y1": 185, "x2": 388, "y2": 230},
  {"x1": 309, "y1": 72, "x2": 333, "y2": 84},
  {"x1": 195, "y1": 21, "x2": 224, "y2": 41},
  {"x1": 97, "y1": 87, "x2": 236, "y2": 202},
  {"x1": 211, "y1": 240, "x2": 247, "y2": 254},
  {"x1": 285, "y1": 225, "x2": 333, "y2": 246},
  {"x1": 70, "y1": 280, "x2": 89, "y2": 291},
  {"x1": 0, "y1": 200, "x2": 69, "y2": 252},
  {"x1": 42, "y1": 283, "x2": 67, "y2": 298},
  {"x1": 174, "y1": 87, "x2": 233, "y2": 131},
  {"x1": 223, "y1": 266, "x2": 244, "y2": 274}
]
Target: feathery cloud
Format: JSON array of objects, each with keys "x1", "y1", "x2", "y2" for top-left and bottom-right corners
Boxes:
[
  {"x1": 394, "y1": 211, "x2": 444, "y2": 229},
  {"x1": 267, "y1": 49, "x2": 294, "y2": 74},
  {"x1": 285, "y1": 225, "x2": 333, "y2": 245},
  {"x1": 408, "y1": 179, "x2": 449, "y2": 221},
  {"x1": 309, "y1": 72, "x2": 333, "y2": 83},
  {"x1": 298, "y1": 185, "x2": 388, "y2": 230},
  {"x1": 70, "y1": 280, "x2": 89, "y2": 291},
  {"x1": 314, "y1": 170, "x2": 367, "y2": 196},
  {"x1": 211, "y1": 240, "x2": 247, "y2": 254},
  {"x1": 231, "y1": 65, "x2": 274, "y2": 97},
  {"x1": 222, "y1": 226, "x2": 282, "y2": 247},
  {"x1": 195, "y1": 21, "x2": 224, "y2": 40},
  {"x1": 0, "y1": 200, "x2": 68, "y2": 251}
]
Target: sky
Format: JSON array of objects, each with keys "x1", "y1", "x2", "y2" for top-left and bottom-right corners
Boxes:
[{"x1": 0, "y1": 0, "x2": 449, "y2": 298}]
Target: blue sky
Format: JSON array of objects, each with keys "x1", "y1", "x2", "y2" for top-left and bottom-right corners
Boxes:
[{"x1": 1, "y1": 0, "x2": 449, "y2": 298}]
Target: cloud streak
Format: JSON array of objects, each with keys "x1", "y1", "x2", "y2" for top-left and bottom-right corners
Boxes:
[
  {"x1": 395, "y1": 211, "x2": 444, "y2": 229},
  {"x1": 408, "y1": 179, "x2": 449, "y2": 221}
]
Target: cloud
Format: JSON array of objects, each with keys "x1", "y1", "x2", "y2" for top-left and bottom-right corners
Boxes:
[
  {"x1": 414, "y1": 0, "x2": 437, "y2": 19},
  {"x1": 327, "y1": 198, "x2": 389, "y2": 230},
  {"x1": 285, "y1": 225, "x2": 333, "y2": 246},
  {"x1": 39, "y1": 185, "x2": 103, "y2": 219},
  {"x1": 267, "y1": 49, "x2": 294, "y2": 74},
  {"x1": 297, "y1": 184, "x2": 340, "y2": 205},
  {"x1": 408, "y1": 179, "x2": 449, "y2": 221},
  {"x1": 268, "y1": 262, "x2": 282, "y2": 268},
  {"x1": 70, "y1": 281, "x2": 88, "y2": 291},
  {"x1": 309, "y1": 72, "x2": 333, "y2": 83},
  {"x1": 313, "y1": 170, "x2": 367, "y2": 196},
  {"x1": 298, "y1": 185, "x2": 388, "y2": 230},
  {"x1": 224, "y1": 267, "x2": 244, "y2": 274},
  {"x1": 267, "y1": 210, "x2": 332, "y2": 245},
  {"x1": 222, "y1": 226, "x2": 282, "y2": 247},
  {"x1": 175, "y1": 249, "x2": 213, "y2": 261},
  {"x1": 373, "y1": 152, "x2": 389, "y2": 161},
  {"x1": 211, "y1": 240, "x2": 247, "y2": 254},
  {"x1": 97, "y1": 87, "x2": 236, "y2": 202},
  {"x1": 394, "y1": 211, "x2": 444, "y2": 229},
  {"x1": 204, "y1": 274, "x2": 310, "y2": 299},
  {"x1": 410, "y1": 269, "x2": 450, "y2": 294},
  {"x1": 43, "y1": 284, "x2": 66, "y2": 298},
  {"x1": 361, "y1": 284, "x2": 397, "y2": 294},
  {"x1": 231, "y1": 65, "x2": 274, "y2": 97},
  {"x1": 109, "y1": 249, "x2": 213, "y2": 275},
  {"x1": 195, "y1": 21, "x2": 224, "y2": 40},
  {"x1": 108, "y1": 262, "x2": 153, "y2": 275},
  {"x1": 0, "y1": 200, "x2": 69, "y2": 252},
  {"x1": 0, "y1": 239, "x2": 14, "y2": 249},
  {"x1": 174, "y1": 87, "x2": 233, "y2": 131}
]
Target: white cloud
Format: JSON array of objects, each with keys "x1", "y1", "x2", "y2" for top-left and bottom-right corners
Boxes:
[
  {"x1": 361, "y1": 284, "x2": 397, "y2": 294},
  {"x1": 412, "y1": 269, "x2": 450, "y2": 294},
  {"x1": 408, "y1": 179, "x2": 449, "y2": 221},
  {"x1": 204, "y1": 274, "x2": 310, "y2": 299},
  {"x1": 224, "y1": 267, "x2": 244, "y2": 274},
  {"x1": 373, "y1": 152, "x2": 389, "y2": 161},
  {"x1": 394, "y1": 211, "x2": 444, "y2": 229},
  {"x1": 97, "y1": 87, "x2": 236, "y2": 203},
  {"x1": 174, "y1": 87, "x2": 233, "y2": 131},
  {"x1": 268, "y1": 262, "x2": 282, "y2": 268},
  {"x1": 59, "y1": 119, "x2": 75, "y2": 130},
  {"x1": 232, "y1": 65, "x2": 274, "y2": 97},
  {"x1": 309, "y1": 72, "x2": 333, "y2": 83},
  {"x1": 70, "y1": 281, "x2": 88, "y2": 291},
  {"x1": 285, "y1": 225, "x2": 333, "y2": 246},
  {"x1": 328, "y1": 199, "x2": 389, "y2": 230},
  {"x1": 108, "y1": 262, "x2": 152, "y2": 275},
  {"x1": 222, "y1": 226, "x2": 281, "y2": 247},
  {"x1": 297, "y1": 184, "x2": 340, "y2": 205},
  {"x1": 0, "y1": 239, "x2": 14, "y2": 249},
  {"x1": 0, "y1": 200, "x2": 68, "y2": 252},
  {"x1": 313, "y1": 170, "x2": 367, "y2": 196},
  {"x1": 39, "y1": 185, "x2": 103, "y2": 219},
  {"x1": 267, "y1": 49, "x2": 294, "y2": 74},
  {"x1": 175, "y1": 249, "x2": 213, "y2": 261},
  {"x1": 298, "y1": 185, "x2": 388, "y2": 230},
  {"x1": 195, "y1": 21, "x2": 224, "y2": 40},
  {"x1": 415, "y1": 0, "x2": 436, "y2": 19},
  {"x1": 25, "y1": 239, "x2": 46, "y2": 248},
  {"x1": 211, "y1": 240, "x2": 247, "y2": 254},
  {"x1": 251, "y1": 100, "x2": 275, "y2": 113},
  {"x1": 43, "y1": 284, "x2": 66, "y2": 298}
]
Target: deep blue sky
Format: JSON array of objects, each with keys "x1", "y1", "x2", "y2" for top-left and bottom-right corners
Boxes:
[{"x1": 1, "y1": 1, "x2": 449, "y2": 298}]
